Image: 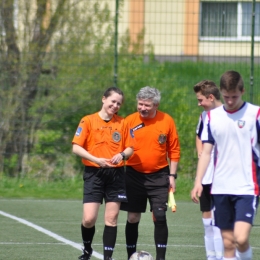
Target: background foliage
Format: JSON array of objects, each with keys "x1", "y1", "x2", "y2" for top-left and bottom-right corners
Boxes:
[{"x1": 1, "y1": 0, "x2": 260, "y2": 182}]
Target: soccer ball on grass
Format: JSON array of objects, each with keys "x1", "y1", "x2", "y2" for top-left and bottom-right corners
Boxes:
[{"x1": 129, "y1": 250, "x2": 154, "y2": 260}]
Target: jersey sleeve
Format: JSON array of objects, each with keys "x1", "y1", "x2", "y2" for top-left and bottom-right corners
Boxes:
[
  {"x1": 122, "y1": 119, "x2": 135, "y2": 149},
  {"x1": 257, "y1": 108, "x2": 260, "y2": 144},
  {"x1": 201, "y1": 111, "x2": 215, "y2": 145},
  {"x1": 196, "y1": 113, "x2": 203, "y2": 138},
  {"x1": 71, "y1": 116, "x2": 90, "y2": 147}
]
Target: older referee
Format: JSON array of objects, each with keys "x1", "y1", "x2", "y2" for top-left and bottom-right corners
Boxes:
[{"x1": 120, "y1": 86, "x2": 180, "y2": 260}]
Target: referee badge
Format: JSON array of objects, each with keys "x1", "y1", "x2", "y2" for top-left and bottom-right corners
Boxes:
[
  {"x1": 158, "y1": 134, "x2": 167, "y2": 144},
  {"x1": 112, "y1": 131, "x2": 121, "y2": 142},
  {"x1": 237, "y1": 120, "x2": 245, "y2": 128}
]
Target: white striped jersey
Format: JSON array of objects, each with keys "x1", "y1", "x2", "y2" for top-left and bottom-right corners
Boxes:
[
  {"x1": 196, "y1": 111, "x2": 215, "y2": 185},
  {"x1": 201, "y1": 102, "x2": 260, "y2": 195}
]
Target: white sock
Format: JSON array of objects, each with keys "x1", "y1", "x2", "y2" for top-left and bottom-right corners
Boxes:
[
  {"x1": 203, "y1": 218, "x2": 216, "y2": 259},
  {"x1": 213, "y1": 225, "x2": 223, "y2": 259},
  {"x1": 236, "y1": 247, "x2": 252, "y2": 260}
]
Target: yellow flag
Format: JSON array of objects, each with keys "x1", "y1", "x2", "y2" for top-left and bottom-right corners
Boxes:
[{"x1": 168, "y1": 188, "x2": 176, "y2": 212}]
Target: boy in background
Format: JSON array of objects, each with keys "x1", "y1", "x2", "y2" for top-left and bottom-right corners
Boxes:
[{"x1": 193, "y1": 80, "x2": 223, "y2": 260}]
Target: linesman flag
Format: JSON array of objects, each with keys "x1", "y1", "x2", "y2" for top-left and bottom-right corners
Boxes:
[{"x1": 168, "y1": 187, "x2": 176, "y2": 212}]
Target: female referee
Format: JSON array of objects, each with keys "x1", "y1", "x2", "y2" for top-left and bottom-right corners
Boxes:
[{"x1": 72, "y1": 87, "x2": 134, "y2": 260}]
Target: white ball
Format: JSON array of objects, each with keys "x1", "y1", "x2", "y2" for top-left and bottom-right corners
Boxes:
[{"x1": 129, "y1": 250, "x2": 154, "y2": 260}]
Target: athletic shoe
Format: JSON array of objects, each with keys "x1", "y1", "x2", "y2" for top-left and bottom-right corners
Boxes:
[{"x1": 78, "y1": 248, "x2": 92, "y2": 260}]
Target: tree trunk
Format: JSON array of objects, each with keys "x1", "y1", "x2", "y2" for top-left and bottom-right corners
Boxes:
[{"x1": 0, "y1": 0, "x2": 67, "y2": 176}]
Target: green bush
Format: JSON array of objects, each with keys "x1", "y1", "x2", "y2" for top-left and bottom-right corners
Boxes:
[{"x1": 26, "y1": 59, "x2": 260, "y2": 180}]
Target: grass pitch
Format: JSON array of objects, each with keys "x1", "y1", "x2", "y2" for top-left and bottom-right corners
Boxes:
[{"x1": 0, "y1": 199, "x2": 260, "y2": 260}]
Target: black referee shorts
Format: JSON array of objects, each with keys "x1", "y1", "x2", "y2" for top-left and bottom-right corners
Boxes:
[
  {"x1": 120, "y1": 166, "x2": 169, "y2": 213},
  {"x1": 83, "y1": 166, "x2": 127, "y2": 204}
]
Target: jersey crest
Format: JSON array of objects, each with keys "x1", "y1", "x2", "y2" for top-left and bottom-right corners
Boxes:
[
  {"x1": 238, "y1": 120, "x2": 245, "y2": 128},
  {"x1": 112, "y1": 131, "x2": 121, "y2": 142},
  {"x1": 158, "y1": 134, "x2": 167, "y2": 144}
]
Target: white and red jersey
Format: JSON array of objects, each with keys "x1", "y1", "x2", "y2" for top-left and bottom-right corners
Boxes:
[
  {"x1": 202, "y1": 102, "x2": 260, "y2": 195},
  {"x1": 196, "y1": 111, "x2": 215, "y2": 185}
]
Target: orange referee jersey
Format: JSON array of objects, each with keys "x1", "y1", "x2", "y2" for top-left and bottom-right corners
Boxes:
[
  {"x1": 72, "y1": 112, "x2": 134, "y2": 167},
  {"x1": 126, "y1": 110, "x2": 180, "y2": 173}
]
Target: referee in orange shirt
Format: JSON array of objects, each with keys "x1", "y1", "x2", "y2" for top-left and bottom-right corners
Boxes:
[
  {"x1": 120, "y1": 86, "x2": 180, "y2": 260},
  {"x1": 72, "y1": 87, "x2": 134, "y2": 260}
]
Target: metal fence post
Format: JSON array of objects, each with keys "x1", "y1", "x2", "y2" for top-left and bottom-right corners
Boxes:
[
  {"x1": 250, "y1": 0, "x2": 256, "y2": 103},
  {"x1": 114, "y1": 0, "x2": 119, "y2": 87}
]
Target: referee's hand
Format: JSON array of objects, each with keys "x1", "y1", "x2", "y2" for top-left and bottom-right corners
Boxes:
[
  {"x1": 168, "y1": 176, "x2": 176, "y2": 193},
  {"x1": 97, "y1": 158, "x2": 115, "y2": 168}
]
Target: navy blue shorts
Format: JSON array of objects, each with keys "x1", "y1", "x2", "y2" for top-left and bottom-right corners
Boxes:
[
  {"x1": 199, "y1": 184, "x2": 212, "y2": 212},
  {"x1": 212, "y1": 194, "x2": 259, "y2": 230},
  {"x1": 83, "y1": 166, "x2": 127, "y2": 204},
  {"x1": 120, "y1": 166, "x2": 170, "y2": 213}
]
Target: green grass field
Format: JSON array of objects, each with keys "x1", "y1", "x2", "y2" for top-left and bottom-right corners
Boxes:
[{"x1": 1, "y1": 199, "x2": 260, "y2": 260}]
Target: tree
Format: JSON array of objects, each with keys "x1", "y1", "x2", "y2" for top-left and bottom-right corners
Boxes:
[{"x1": 0, "y1": 0, "x2": 115, "y2": 176}]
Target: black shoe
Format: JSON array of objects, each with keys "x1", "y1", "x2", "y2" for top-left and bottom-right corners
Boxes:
[{"x1": 78, "y1": 248, "x2": 92, "y2": 260}]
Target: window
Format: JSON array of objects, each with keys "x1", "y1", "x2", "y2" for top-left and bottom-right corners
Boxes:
[
  {"x1": 200, "y1": 2, "x2": 260, "y2": 41},
  {"x1": 242, "y1": 2, "x2": 260, "y2": 36}
]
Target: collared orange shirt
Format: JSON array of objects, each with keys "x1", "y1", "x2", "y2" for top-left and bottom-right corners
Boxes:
[
  {"x1": 126, "y1": 111, "x2": 180, "y2": 173},
  {"x1": 72, "y1": 112, "x2": 134, "y2": 167}
]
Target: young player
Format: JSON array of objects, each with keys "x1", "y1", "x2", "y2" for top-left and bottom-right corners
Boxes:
[
  {"x1": 72, "y1": 87, "x2": 134, "y2": 260},
  {"x1": 191, "y1": 71, "x2": 260, "y2": 260},
  {"x1": 193, "y1": 80, "x2": 223, "y2": 260},
  {"x1": 120, "y1": 86, "x2": 180, "y2": 260}
]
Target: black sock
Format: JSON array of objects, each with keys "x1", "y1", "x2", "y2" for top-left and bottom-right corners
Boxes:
[
  {"x1": 103, "y1": 225, "x2": 117, "y2": 258},
  {"x1": 154, "y1": 221, "x2": 168, "y2": 260},
  {"x1": 81, "y1": 224, "x2": 95, "y2": 253},
  {"x1": 125, "y1": 221, "x2": 139, "y2": 259}
]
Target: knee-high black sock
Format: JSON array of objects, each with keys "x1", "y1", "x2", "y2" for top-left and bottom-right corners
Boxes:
[
  {"x1": 125, "y1": 221, "x2": 139, "y2": 259},
  {"x1": 154, "y1": 221, "x2": 168, "y2": 260},
  {"x1": 81, "y1": 224, "x2": 95, "y2": 253},
  {"x1": 103, "y1": 225, "x2": 117, "y2": 259}
]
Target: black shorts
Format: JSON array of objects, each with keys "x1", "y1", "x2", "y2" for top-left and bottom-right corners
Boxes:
[
  {"x1": 120, "y1": 166, "x2": 169, "y2": 213},
  {"x1": 83, "y1": 166, "x2": 127, "y2": 204},
  {"x1": 199, "y1": 184, "x2": 212, "y2": 212}
]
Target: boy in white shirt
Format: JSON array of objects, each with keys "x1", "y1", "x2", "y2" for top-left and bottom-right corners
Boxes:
[
  {"x1": 193, "y1": 80, "x2": 223, "y2": 260},
  {"x1": 191, "y1": 71, "x2": 260, "y2": 260}
]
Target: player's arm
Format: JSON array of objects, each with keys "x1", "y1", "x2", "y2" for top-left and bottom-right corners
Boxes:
[
  {"x1": 196, "y1": 135, "x2": 203, "y2": 158},
  {"x1": 191, "y1": 142, "x2": 213, "y2": 203}
]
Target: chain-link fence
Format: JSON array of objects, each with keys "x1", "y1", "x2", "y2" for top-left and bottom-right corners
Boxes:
[{"x1": 1, "y1": 0, "x2": 259, "y2": 179}]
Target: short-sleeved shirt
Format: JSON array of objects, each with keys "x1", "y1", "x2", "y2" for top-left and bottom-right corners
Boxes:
[
  {"x1": 202, "y1": 103, "x2": 260, "y2": 195},
  {"x1": 196, "y1": 111, "x2": 215, "y2": 185},
  {"x1": 72, "y1": 112, "x2": 134, "y2": 167},
  {"x1": 125, "y1": 111, "x2": 180, "y2": 173}
]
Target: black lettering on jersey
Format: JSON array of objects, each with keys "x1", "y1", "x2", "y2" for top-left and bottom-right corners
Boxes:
[{"x1": 132, "y1": 123, "x2": 145, "y2": 132}]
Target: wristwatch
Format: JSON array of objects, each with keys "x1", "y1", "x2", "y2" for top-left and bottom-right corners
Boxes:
[
  {"x1": 120, "y1": 152, "x2": 126, "y2": 160},
  {"x1": 169, "y1": 173, "x2": 177, "y2": 179}
]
